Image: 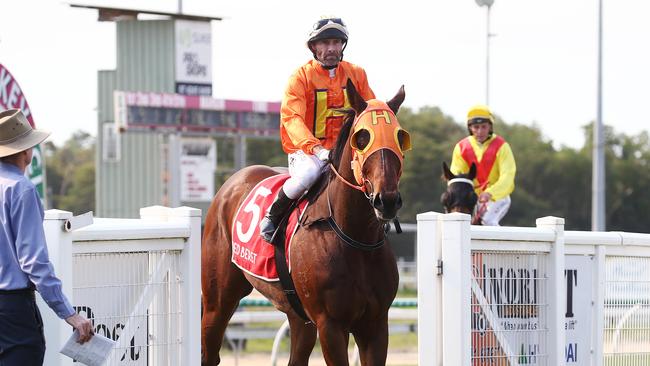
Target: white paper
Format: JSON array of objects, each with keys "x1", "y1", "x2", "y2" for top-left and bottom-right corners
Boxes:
[{"x1": 60, "y1": 330, "x2": 116, "y2": 366}]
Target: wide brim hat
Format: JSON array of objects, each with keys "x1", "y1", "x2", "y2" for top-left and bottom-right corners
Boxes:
[{"x1": 0, "y1": 109, "x2": 50, "y2": 158}]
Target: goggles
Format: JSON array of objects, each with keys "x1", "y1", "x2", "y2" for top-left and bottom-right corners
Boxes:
[
  {"x1": 468, "y1": 117, "x2": 492, "y2": 126},
  {"x1": 313, "y1": 18, "x2": 346, "y2": 30}
]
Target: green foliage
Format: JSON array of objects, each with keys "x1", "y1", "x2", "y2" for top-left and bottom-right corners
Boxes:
[
  {"x1": 44, "y1": 131, "x2": 95, "y2": 214},
  {"x1": 44, "y1": 110, "x2": 650, "y2": 234},
  {"x1": 396, "y1": 108, "x2": 650, "y2": 232}
]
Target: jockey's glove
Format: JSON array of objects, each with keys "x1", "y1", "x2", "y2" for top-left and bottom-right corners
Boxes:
[{"x1": 317, "y1": 148, "x2": 331, "y2": 163}]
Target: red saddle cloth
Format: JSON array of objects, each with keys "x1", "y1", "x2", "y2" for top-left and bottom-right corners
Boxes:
[{"x1": 231, "y1": 174, "x2": 309, "y2": 281}]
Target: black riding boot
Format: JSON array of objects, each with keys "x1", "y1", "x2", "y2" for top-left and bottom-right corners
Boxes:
[{"x1": 259, "y1": 189, "x2": 295, "y2": 243}]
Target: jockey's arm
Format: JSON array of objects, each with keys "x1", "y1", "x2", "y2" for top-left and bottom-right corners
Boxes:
[
  {"x1": 484, "y1": 142, "x2": 516, "y2": 201},
  {"x1": 281, "y1": 72, "x2": 321, "y2": 155},
  {"x1": 449, "y1": 143, "x2": 469, "y2": 175}
]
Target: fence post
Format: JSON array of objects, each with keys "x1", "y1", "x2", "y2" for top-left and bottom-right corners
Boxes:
[
  {"x1": 416, "y1": 211, "x2": 442, "y2": 366},
  {"x1": 41, "y1": 209, "x2": 74, "y2": 366},
  {"x1": 536, "y1": 216, "x2": 566, "y2": 365},
  {"x1": 440, "y1": 212, "x2": 472, "y2": 366},
  {"x1": 592, "y1": 245, "x2": 606, "y2": 366},
  {"x1": 171, "y1": 206, "x2": 202, "y2": 366}
]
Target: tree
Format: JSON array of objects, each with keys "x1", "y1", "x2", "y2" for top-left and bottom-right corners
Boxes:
[{"x1": 44, "y1": 131, "x2": 95, "y2": 214}]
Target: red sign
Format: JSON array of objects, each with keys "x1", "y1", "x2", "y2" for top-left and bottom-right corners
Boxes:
[{"x1": 0, "y1": 63, "x2": 35, "y2": 126}]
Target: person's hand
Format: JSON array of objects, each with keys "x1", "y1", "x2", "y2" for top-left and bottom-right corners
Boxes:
[
  {"x1": 313, "y1": 145, "x2": 330, "y2": 162},
  {"x1": 65, "y1": 313, "x2": 94, "y2": 344},
  {"x1": 478, "y1": 192, "x2": 492, "y2": 203}
]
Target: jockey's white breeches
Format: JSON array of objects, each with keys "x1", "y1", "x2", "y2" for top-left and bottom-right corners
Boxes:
[
  {"x1": 480, "y1": 196, "x2": 511, "y2": 226},
  {"x1": 282, "y1": 151, "x2": 327, "y2": 199}
]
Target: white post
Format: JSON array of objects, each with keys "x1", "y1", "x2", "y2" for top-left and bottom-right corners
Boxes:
[
  {"x1": 416, "y1": 211, "x2": 442, "y2": 366},
  {"x1": 536, "y1": 216, "x2": 566, "y2": 365},
  {"x1": 592, "y1": 245, "x2": 606, "y2": 366},
  {"x1": 41, "y1": 209, "x2": 74, "y2": 366},
  {"x1": 440, "y1": 212, "x2": 472, "y2": 366},
  {"x1": 171, "y1": 206, "x2": 202, "y2": 366}
]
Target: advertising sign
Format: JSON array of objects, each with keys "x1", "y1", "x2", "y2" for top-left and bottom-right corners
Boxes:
[
  {"x1": 471, "y1": 253, "x2": 593, "y2": 365},
  {"x1": 180, "y1": 137, "x2": 216, "y2": 201},
  {"x1": 73, "y1": 254, "x2": 148, "y2": 364},
  {"x1": 565, "y1": 255, "x2": 593, "y2": 364},
  {"x1": 175, "y1": 20, "x2": 212, "y2": 96},
  {"x1": 0, "y1": 63, "x2": 46, "y2": 202}
]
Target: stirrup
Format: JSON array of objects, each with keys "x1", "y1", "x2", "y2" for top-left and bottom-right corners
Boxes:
[{"x1": 259, "y1": 217, "x2": 277, "y2": 243}]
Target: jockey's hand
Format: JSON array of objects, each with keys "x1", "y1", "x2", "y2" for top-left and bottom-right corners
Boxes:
[
  {"x1": 478, "y1": 192, "x2": 492, "y2": 203},
  {"x1": 315, "y1": 147, "x2": 330, "y2": 163}
]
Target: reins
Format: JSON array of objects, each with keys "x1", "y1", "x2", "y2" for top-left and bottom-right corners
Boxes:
[{"x1": 323, "y1": 163, "x2": 386, "y2": 251}]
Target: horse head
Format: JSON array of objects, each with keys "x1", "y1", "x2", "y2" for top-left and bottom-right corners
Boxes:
[
  {"x1": 331, "y1": 79, "x2": 410, "y2": 222},
  {"x1": 440, "y1": 161, "x2": 478, "y2": 215}
]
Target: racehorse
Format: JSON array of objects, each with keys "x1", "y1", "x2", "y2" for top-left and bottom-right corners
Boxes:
[
  {"x1": 440, "y1": 161, "x2": 481, "y2": 224},
  {"x1": 201, "y1": 79, "x2": 410, "y2": 365}
]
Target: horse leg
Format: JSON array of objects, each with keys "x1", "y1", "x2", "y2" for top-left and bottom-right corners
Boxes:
[
  {"x1": 286, "y1": 313, "x2": 317, "y2": 366},
  {"x1": 352, "y1": 318, "x2": 389, "y2": 366},
  {"x1": 318, "y1": 320, "x2": 351, "y2": 366},
  {"x1": 201, "y1": 262, "x2": 252, "y2": 365}
]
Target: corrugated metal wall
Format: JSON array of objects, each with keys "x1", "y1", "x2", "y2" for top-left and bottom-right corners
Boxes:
[{"x1": 96, "y1": 20, "x2": 175, "y2": 218}]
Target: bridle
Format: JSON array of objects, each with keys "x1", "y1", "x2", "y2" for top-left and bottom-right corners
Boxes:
[
  {"x1": 445, "y1": 177, "x2": 483, "y2": 224},
  {"x1": 320, "y1": 102, "x2": 410, "y2": 250}
]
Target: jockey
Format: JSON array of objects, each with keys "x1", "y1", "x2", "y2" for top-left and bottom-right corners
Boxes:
[
  {"x1": 259, "y1": 17, "x2": 375, "y2": 242},
  {"x1": 450, "y1": 105, "x2": 516, "y2": 226}
]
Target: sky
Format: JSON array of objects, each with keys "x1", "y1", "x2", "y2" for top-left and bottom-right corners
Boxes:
[{"x1": 1, "y1": 0, "x2": 648, "y2": 148}]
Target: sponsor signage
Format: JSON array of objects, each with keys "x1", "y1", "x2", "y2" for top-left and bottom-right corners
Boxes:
[
  {"x1": 74, "y1": 255, "x2": 148, "y2": 364},
  {"x1": 113, "y1": 90, "x2": 280, "y2": 134},
  {"x1": 0, "y1": 63, "x2": 46, "y2": 202},
  {"x1": 180, "y1": 137, "x2": 216, "y2": 202},
  {"x1": 471, "y1": 253, "x2": 593, "y2": 364},
  {"x1": 175, "y1": 20, "x2": 212, "y2": 96}
]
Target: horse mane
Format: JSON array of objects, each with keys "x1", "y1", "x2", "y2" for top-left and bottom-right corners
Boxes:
[{"x1": 305, "y1": 109, "x2": 356, "y2": 203}]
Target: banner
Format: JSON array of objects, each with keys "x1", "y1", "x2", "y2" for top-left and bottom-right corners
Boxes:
[
  {"x1": 471, "y1": 253, "x2": 593, "y2": 364},
  {"x1": 180, "y1": 137, "x2": 216, "y2": 202},
  {"x1": 0, "y1": 63, "x2": 46, "y2": 202},
  {"x1": 175, "y1": 20, "x2": 212, "y2": 96}
]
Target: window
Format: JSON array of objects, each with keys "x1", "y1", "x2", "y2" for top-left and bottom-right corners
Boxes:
[{"x1": 102, "y1": 123, "x2": 120, "y2": 162}]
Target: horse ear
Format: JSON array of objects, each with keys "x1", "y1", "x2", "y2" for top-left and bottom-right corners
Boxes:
[
  {"x1": 387, "y1": 85, "x2": 405, "y2": 115},
  {"x1": 468, "y1": 163, "x2": 477, "y2": 180},
  {"x1": 346, "y1": 78, "x2": 367, "y2": 114},
  {"x1": 440, "y1": 192, "x2": 451, "y2": 213},
  {"x1": 442, "y1": 161, "x2": 455, "y2": 181}
]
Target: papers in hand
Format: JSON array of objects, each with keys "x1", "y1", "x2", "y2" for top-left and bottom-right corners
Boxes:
[{"x1": 60, "y1": 330, "x2": 115, "y2": 366}]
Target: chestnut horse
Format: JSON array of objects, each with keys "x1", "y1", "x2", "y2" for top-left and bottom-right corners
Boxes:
[
  {"x1": 201, "y1": 80, "x2": 410, "y2": 365},
  {"x1": 440, "y1": 161, "x2": 482, "y2": 223}
]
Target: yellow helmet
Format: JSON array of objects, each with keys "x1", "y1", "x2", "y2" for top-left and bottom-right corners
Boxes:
[{"x1": 466, "y1": 104, "x2": 494, "y2": 135}]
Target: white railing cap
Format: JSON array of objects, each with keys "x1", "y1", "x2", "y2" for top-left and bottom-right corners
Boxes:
[
  {"x1": 619, "y1": 231, "x2": 650, "y2": 247},
  {"x1": 71, "y1": 218, "x2": 190, "y2": 241},
  {"x1": 416, "y1": 211, "x2": 442, "y2": 221},
  {"x1": 471, "y1": 225, "x2": 556, "y2": 242},
  {"x1": 439, "y1": 212, "x2": 471, "y2": 222},
  {"x1": 565, "y1": 230, "x2": 622, "y2": 246},
  {"x1": 44, "y1": 209, "x2": 73, "y2": 220},
  {"x1": 536, "y1": 216, "x2": 565, "y2": 226}
]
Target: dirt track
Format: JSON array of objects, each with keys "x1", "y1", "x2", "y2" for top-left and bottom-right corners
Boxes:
[{"x1": 219, "y1": 350, "x2": 418, "y2": 365}]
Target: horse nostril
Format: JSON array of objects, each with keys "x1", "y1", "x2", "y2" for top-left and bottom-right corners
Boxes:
[
  {"x1": 372, "y1": 193, "x2": 383, "y2": 210},
  {"x1": 396, "y1": 192, "x2": 403, "y2": 210}
]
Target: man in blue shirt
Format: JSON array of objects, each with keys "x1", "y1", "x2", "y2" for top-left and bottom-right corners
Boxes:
[{"x1": 0, "y1": 109, "x2": 93, "y2": 365}]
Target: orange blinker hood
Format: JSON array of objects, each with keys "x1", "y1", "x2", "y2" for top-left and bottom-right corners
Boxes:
[{"x1": 349, "y1": 99, "x2": 412, "y2": 185}]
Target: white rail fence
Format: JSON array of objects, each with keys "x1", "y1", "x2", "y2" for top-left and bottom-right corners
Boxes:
[
  {"x1": 417, "y1": 212, "x2": 650, "y2": 366},
  {"x1": 39, "y1": 206, "x2": 201, "y2": 366}
]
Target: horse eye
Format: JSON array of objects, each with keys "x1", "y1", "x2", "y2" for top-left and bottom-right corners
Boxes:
[
  {"x1": 397, "y1": 129, "x2": 411, "y2": 152},
  {"x1": 354, "y1": 129, "x2": 371, "y2": 150}
]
